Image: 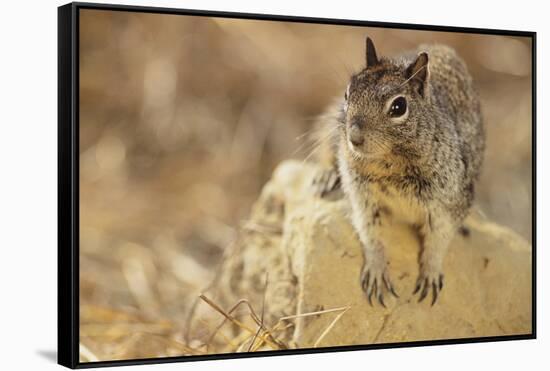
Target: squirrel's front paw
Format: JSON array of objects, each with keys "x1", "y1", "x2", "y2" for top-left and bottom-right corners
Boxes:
[
  {"x1": 360, "y1": 255, "x2": 398, "y2": 307},
  {"x1": 413, "y1": 262, "x2": 444, "y2": 305},
  {"x1": 312, "y1": 168, "x2": 341, "y2": 198}
]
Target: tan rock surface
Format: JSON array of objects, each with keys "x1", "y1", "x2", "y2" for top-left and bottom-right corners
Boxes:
[{"x1": 217, "y1": 160, "x2": 532, "y2": 348}]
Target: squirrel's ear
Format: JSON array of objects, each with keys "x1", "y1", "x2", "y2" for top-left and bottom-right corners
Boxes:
[
  {"x1": 365, "y1": 37, "x2": 379, "y2": 68},
  {"x1": 406, "y1": 52, "x2": 429, "y2": 97}
]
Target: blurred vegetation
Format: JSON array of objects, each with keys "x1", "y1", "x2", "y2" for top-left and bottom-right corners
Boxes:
[{"x1": 78, "y1": 9, "x2": 532, "y2": 361}]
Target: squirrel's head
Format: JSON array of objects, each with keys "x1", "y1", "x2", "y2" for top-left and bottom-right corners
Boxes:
[{"x1": 342, "y1": 37, "x2": 431, "y2": 160}]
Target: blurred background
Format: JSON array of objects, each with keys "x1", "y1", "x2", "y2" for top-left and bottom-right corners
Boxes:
[{"x1": 78, "y1": 9, "x2": 532, "y2": 361}]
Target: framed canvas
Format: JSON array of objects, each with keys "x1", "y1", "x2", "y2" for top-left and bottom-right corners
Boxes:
[{"x1": 58, "y1": 2, "x2": 536, "y2": 369}]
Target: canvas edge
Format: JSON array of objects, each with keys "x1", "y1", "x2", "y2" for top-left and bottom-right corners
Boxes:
[{"x1": 58, "y1": 3, "x2": 79, "y2": 369}]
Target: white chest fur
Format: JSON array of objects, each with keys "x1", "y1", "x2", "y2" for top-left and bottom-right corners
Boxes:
[
  {"x1": 338, "y1": 155, "x2": 427, "y2": 232},
  {"x1": 367, "y1": 182, "x2": 426, "y2": 226}
]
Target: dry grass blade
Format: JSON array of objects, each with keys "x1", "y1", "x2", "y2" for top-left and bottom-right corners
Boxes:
[
  {"x1": 270, "y1": 306, "x2": 351, "y2": 335},
  {"x1": 184, "y1": 237, "x2": 242, "y2": 344},
  {"x1": 148, "y1": 333, "x2": 206, "y2": 355},
  {"x1": 206, "y1": 299, "x2": 262, "y2": 347},
  {"x1": 249, "y1": 321, "x2": 293, "y2": 352},
  {"x1": 277, "y1": 306, "x2": 350, "y2": 323},
  {"x1": 198, "y1": 294, "x2": 281, "y2": 350},
  {"x1": 204, "y1": 290, "x2": 287, "y2": 350},
  {"x1": 313, "y1": 306, "x2": 350, "y2": 347},
  {"x1": 199, "y1": 318, "x2": 239, "y2": 350},
  {"x1": 247, "y1": 274, "x2": 269, "y2": 351}
]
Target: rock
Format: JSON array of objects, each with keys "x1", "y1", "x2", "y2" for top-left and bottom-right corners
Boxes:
[{"x1": 215, "y1": 160, "x2": 532, "y2": 349}]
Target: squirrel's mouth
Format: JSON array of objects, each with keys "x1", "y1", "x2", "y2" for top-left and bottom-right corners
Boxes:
[
  {"x1": 346, "y1": 136, "x2": 387, "y2": 159},
  {"x1": 346, "y1": 139, "x2": 369, "y2": 158}
]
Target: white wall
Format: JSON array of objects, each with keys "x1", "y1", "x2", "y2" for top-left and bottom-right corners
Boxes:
[{"x1": 0, "y1": 0, "x2": 545, "y2": 370}]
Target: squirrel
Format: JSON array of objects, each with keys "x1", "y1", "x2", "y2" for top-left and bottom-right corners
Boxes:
[{"x1": 311, "y1": 37, "x2": 485, "y2": 306}]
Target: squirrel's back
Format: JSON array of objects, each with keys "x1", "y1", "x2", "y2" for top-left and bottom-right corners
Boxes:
[{"x1": 418, "y1": 44, "x2": 485, "y2": 184}]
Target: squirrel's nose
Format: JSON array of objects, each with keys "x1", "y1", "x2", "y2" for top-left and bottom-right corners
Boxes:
[{"x1": 349, "y1": 119, "x2": 365, "y2": 147}]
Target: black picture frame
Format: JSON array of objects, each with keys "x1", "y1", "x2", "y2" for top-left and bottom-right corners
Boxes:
[{"x1": 58, "y1": 2, "x2": 537, "y2": 369}]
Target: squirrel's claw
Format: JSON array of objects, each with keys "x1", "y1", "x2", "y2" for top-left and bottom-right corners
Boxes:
[
  {"x1": 361, "y1": 263, "x2": 397, "y2": 308},
  {"x1": 432, "y1": 276, "x2": 444, "y2": 305},
  {"x1": 367, "y1": 278, "x2": 377, "y2": 306},
  {"x1": 383, "y1": 275, "x2": 399, "y2": 298},
  {"x1": 378, "y1": 293, "x2": 386, "y2": 308},
  {"x1": 418, "y1": 278, "x2": 430, "y2": 302},
  {"x1": 413, "y1": 273, "x2": 444, "y2": 306}
]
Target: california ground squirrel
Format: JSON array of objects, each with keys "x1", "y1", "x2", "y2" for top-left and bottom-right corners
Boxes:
[{"x1": 312, "y1": 37, "x2": 485, "y2": 306}]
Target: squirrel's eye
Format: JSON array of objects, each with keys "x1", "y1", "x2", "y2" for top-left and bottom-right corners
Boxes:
[{"x1": 389, "y1": 96, "x2": 407, "y2": 118}]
